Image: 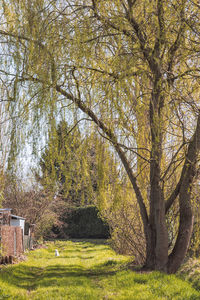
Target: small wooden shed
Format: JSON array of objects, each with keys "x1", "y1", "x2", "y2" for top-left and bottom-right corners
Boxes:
[
  {"x1": 0, "y1": 208, "x2": 25, "y2": 259},
  {"x1": 10, "y1": 214, "x2": 26, "y2": 235},
  {"x1": 0, "y1": 208, "x2": 25, "y2": 234}
]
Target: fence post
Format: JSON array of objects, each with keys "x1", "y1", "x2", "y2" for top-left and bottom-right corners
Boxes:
[{"x1": 14, "y1": 230, "x2": 16, "y2": 256}]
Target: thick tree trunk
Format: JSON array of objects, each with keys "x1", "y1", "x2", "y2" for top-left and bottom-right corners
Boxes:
[
  {"x1": 145, "y1": 71, "x2": 168, "y2": 272},
  {"x1": 145, "y1": 160, "x2": 168, "y2": 272},
  {"x1": 154, "y1": 202, "x2": 168, "y2": 272},
  {"x1": 144, "y1": 225, "x2": 156, "y2": 270},
  {"x1": 167, "y1": 173, "x2": 194, "y2": 274},
  {"x1": 167, "y1": 114, "x2": 200, "y2": 273},
  {"x1": 167, "y1": 171, "x2": 194, "y2": 274},
  {"x1": 167, "y1": 200, "x2": 194, "y2": 274}
]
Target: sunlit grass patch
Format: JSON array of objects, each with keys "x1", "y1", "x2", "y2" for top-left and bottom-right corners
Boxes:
[
  {"x1": 0, "y1": 240, "x2": 199, "y2": 299},
  {"x1": 178, "y1": 258, "x2": 200, "y2": 291},
  {"x1": 98, "y1": 270, "x2": 200, "y2": 299}
]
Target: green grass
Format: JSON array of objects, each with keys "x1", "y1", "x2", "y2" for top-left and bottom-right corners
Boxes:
[
  {"x1": 178, "y1": 258, "x2": 200, "y2": 291},
  {"x1": 0, "y1": 240, "x2": 199, "y2": 299}
]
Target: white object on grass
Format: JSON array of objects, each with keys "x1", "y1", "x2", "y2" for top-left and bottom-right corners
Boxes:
[{"x1": 55, "y1": 249, "x2": 60, "y2": 256}]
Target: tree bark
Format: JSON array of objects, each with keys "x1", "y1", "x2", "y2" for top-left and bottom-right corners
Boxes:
[
  {"x1": 167, "y1": 112, "x2": 200, "y2": 273},
  {"x1": 145, "y1": 64, "x2": 169, "y2": 271},
  {"x1": 146, "y1": 155, "x2": 168, "y2": 272}
]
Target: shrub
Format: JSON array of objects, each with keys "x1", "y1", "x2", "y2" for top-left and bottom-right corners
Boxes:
[{"x1": 61, "y1": 206, "x2": 110, "y2": 239}]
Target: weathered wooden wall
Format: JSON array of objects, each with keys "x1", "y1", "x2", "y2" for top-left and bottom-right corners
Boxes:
[{"x1": 0, "y1": 225, "x2": 23, "y2": 257}]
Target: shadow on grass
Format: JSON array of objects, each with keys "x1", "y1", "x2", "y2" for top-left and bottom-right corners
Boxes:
[
  {"x1": 0, "y1": 263, "x2": 120, "y2": 291},
  {"x1": 0, "y1": 240, "x2": 129, "y2": 294},
  {"x1": 69, "y1": 239, "x2": 108, "y2": 245},
  {"x1": 0, "y1": 265, "x2": 45, "y2": 291}
]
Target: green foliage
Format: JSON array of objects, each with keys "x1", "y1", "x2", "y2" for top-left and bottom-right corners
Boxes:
[
  {"x1": 37, "y1": 121, "x2": 122, "y2": 240},
  {"x1": 37, "y1": 121, "x2": 117, "y2": 207},
  {"x1": 0, "y1": 241, "x2": 199, "y2": 299},
  {"x1": 98, "y1": 181, "x2": 146, "y2": 264},
  {"x1": 61, "y1": 206, "x2": 110, "y2": 239},
  {"x1": 38, "y1": 121, "x2": 89, "y2": 204}
]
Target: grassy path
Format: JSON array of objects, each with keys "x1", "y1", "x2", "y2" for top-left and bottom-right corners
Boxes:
[{"x1": 0, "y1": 240, "x2": 199, "y2": 299}]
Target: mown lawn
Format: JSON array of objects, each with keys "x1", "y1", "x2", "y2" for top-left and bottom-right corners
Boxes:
[{"x1": 0, "y1": 240, "x2": 199, "y2": 300}]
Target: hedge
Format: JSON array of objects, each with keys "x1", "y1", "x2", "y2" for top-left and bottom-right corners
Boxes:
[{"x1": 64, "y1": 206, "x2": 110, "y2": 239}]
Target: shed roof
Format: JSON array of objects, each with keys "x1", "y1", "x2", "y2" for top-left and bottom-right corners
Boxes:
[
  {"x1": 0, "y1": 209, "x2": 26, "y2": 220},
  {"x1": 11, "y1": 214, "x2": 26, "y2": 220}
]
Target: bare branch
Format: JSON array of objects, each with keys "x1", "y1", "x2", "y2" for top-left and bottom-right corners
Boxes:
[{"x1": 161, "y1": 142, "x2": 186, "y2": 181}]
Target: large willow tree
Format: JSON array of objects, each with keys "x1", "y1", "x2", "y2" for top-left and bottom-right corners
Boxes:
[{"x1": 0, "y1": 0, "x2": 200, "y2": 273}]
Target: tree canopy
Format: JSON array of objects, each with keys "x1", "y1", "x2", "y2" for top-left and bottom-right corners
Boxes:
[
  {"x1": 0, "y1": 0, "x2": 200, "y2": 273},
  {"x1": 37, "y1": 120, "x2": 119, "y2": 207}
]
